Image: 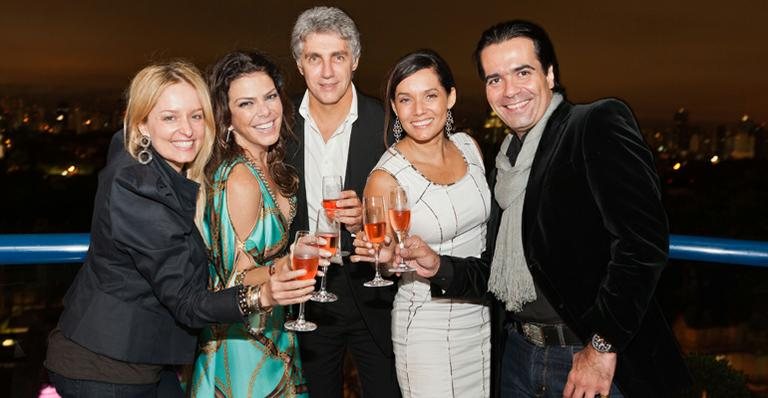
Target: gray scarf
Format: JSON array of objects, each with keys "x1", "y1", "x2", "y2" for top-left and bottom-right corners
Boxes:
[{"x1": 488, "y1": 93, "x2": 563, "y2": 312}]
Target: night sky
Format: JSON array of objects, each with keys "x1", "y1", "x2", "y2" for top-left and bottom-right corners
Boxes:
[{"x1": 1, "y1": 0, "x2": 766, "y2": 125}]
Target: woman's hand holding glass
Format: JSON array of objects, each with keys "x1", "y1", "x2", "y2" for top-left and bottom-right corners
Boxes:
[
  {"x1": 259, "y1": 255, "x2": 316, "y2": 308},
  {"x1": 283, "y1": 231, "x2": 332, "y2": 332},
  {"x1": 351, "y1": 232, "x2": 395, "y2": 264}
]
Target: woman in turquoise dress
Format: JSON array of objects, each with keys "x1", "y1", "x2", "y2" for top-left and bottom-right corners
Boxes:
[{"x1": 190, "y1": 51, "x2": 314, "y2": 397}]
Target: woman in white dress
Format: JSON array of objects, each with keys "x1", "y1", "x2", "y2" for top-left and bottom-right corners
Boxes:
[{"x1": 352, "y1": 50, "x2": 491, "y2": 397}]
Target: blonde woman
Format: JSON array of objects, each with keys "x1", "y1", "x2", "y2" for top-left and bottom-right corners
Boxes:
[{"x1": 45, "y1": 61, "x2": 313, "y2": 397}]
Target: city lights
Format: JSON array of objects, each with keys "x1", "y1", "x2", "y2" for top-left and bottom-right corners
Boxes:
[
  {"x1": 1, "y1": 339, "x2": 14, "y2": 347},
  {"x1": 673, "y1": 162, "x2": 682, "y2": 171}
]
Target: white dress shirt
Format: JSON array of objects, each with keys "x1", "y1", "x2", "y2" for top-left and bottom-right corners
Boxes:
[{"x1": 298, "y1": 85, "x2": 359, "y2": 233}]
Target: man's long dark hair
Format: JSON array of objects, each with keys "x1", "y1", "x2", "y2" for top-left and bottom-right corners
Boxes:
[{"x1": 473, "y1": 20, "x2": 565, "y2": 95}]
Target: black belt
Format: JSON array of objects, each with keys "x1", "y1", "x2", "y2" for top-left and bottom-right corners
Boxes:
[{"x1": 508, "y1": 320, "x2": 582, "y2": 348}]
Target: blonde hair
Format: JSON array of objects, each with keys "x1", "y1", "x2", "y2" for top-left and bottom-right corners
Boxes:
[{"x1": 123, "y1": 60, "x2": 214, "y2": 229}]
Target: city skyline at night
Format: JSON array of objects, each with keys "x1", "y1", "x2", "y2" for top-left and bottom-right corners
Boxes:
[{"x1": 1, "y1": 0, "x2": 766, "y2": 124}]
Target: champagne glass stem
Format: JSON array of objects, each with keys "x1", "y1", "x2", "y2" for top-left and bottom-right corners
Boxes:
[
  {"x1": 297, "y1": 302, "x2": 306, "y2": 322},
  {"x1": 374, "y1": 244, "x2": 381, "y2": 279},
  {"x1": 320, "y1": 266, "x2": 329, "y2": 293}
]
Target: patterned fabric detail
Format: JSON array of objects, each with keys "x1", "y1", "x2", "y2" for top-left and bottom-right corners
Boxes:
[{"x1": 191, "y1": 157, "x2": 307, "y2": 397}]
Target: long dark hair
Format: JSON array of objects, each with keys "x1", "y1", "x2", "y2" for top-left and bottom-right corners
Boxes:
[
  {"x1": 206, "y1": 50, "x2": 298, "y2": 197},
  {"x1": 383, "y1": 49, "x2": 456, "y2": 147},
  {"x1": 473, "y1": 19, "x2": 565, "y2": 94}
]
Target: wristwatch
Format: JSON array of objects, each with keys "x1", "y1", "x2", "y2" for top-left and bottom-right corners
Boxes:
[{"x1": 591, "y1": 333, "x2": 616, "y2": 353}]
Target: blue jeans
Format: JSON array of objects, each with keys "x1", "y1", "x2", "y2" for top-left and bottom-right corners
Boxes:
[
  {"x1": 48, "y1": 371, "x2": 158, "y2": 398},
  {"x1": 501, "y1": 328, "x2": 624, "y2": 398}
]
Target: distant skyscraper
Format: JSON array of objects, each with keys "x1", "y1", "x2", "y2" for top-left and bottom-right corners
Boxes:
[
  {"x1": 673, "y1": 107, "x2": 691, "y2": 153},
  {"x1": 752, "y1": 125, "x2": 766, "y2": 160}
]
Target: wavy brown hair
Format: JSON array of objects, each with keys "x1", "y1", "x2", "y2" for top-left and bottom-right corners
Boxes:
[{"x1": 205, "y1": 50, "x2": 298, "y2": 197}]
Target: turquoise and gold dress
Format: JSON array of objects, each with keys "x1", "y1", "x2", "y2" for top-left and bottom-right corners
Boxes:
[{"x1": 190, "y1": 157, "x2": 307, "y2": 397}]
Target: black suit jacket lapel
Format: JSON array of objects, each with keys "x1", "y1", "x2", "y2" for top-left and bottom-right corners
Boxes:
[
  {"x1": 344, "y1": 108, "x2": 372, "y2": 194},
  {"x1": 288, "y1": 111, "x2": 309, "y2": 233},
  {"x1": 523, "y1": 101, "x2": 572, "y2": 239}
]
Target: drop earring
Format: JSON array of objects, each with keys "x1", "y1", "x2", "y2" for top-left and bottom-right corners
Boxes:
[
  {"x1": 393, "y1": 117, "x2": 403, "y2": 142},
  {"x1": 138, "y1": 134, "x2": 152, "y2": 164},
  {"x1": 445, "y1": 110, "x2": 454, "y2": 136}
]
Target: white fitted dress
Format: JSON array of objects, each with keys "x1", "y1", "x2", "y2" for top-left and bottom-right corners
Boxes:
[{"x1": 373, "y1": 133, "x2": 491, "y2": 398}]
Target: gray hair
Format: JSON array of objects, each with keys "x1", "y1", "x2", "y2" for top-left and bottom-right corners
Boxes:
[{"x1": 291, "y1": 6, "x2": 361, "y2": 62}]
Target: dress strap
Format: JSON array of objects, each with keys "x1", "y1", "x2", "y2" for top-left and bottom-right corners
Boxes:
[{"x1": 451, "y1": 132, "x2": 485, "y2": 172}]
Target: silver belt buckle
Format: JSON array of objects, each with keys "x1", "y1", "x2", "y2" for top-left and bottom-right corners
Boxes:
[{"x1": 521, "y1": 323, "x2": 546, "y2": 347}]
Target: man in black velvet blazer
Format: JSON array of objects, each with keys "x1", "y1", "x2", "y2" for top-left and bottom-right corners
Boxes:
[
  {"x1": 400, "y1": 21, "x2": 691, "y2": 397},
  {"x1": 285, "y1": 7, "x2": 399, "y2": 398}
]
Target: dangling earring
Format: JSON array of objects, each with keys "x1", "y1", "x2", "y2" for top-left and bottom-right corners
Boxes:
[
  {"x1": 445, "y1": 110, "x2": 455, "y2": 136},
  {"x1": 225, "y1": 126, "x2": 234, "y2": 145},
  {"x1": 393, "y1": 117, "x2": 403, "y2": 142},
  {"x1": 138, "y1": 134, "x2": 152, "y2": 165}
]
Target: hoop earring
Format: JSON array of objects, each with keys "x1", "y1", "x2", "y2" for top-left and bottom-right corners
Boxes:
[
  {"x1": 393, "y1": 118, "x2": 403, "y2": 142},
  {"x1": 138, "y1": 134, "x2": 152, "y2": 165},
  {"x1": 445, "y1": 110, "x2": 455, "y2": 136}
]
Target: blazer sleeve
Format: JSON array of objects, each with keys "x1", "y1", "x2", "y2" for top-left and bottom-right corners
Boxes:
[
  {"x1": 109, "y1": 168, "x2": 242, "y2": 329},
  {"x1": 578, "y1": 99, "x2": 668, "y2": 352}
]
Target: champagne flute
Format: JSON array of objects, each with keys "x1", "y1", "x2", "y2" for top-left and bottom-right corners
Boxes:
[
  {"x1": 284, "y1": 231, "x2": 319, "y2": 332},
  {"x1": 387, "y1": 185, "x2": 416, "y2": 273},
  {"x1": 363, "y1": 196, "x2": 394, "y2": 287},
  {"x1": 322, "y1": 175, "x2": 342, "y2": 219},
  {"x1": 321, "y1": 175, "x2": 350, "y2": 256},
  {"x1": 311, "y1": 209, "x2": 339, "y2": 303}
]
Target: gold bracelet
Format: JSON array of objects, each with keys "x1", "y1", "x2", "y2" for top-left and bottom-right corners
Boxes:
[
  {"x1": 246, "y1": 284, "x2": 260, "y2": 312},
  {"x1": 250, "y1": 283, "x2": 273, "y2": 314}
]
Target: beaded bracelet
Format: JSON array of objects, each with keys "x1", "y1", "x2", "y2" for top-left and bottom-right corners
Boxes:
[{"x1": 237, "y1": 284, "x2": 253, "y2": 316}]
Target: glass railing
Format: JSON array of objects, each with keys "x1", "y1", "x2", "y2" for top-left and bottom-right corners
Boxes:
[
  {"x1": 2, "y1": 233, "x2": 767, "y2": 267},
  {"x1": 0, "y1": 233, "x2": 766, "y2": 397}
]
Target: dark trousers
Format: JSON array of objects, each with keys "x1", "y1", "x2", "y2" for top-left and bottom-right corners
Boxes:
[
  {"x1": 48, "y1": 369, "x2": 183, "y2": 398},
  {"x1": 501, "y1": 328, "x2": 625, "y2": 398},
  {"x1": 299, "y1": 305, "x2": 399, "y2": 398},
  {"x1": 49, "y1": 371, "x2": 157, "y2": 398}
]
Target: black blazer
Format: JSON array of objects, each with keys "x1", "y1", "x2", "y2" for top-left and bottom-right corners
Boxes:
[
  {"x1": 57, "y1": 145, "x2": 242, "y2": 365},
  {"x1": 436, "y1": 99, "x2": 691, "y2": 397},
  {"x1": 286, "y1": 92, "x2": 397, "y2": 355}
]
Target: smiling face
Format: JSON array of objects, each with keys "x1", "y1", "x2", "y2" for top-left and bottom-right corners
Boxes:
[
  {"x1": 297, "y1": 32, "x2": 358, "y2": 106},
  {"x1": 481, "y1": 37, "x2": 554, "y2": 136},
  {"x1": 392, "y1": 67, "x2": 456, "y2": 143},
  {"x1": 227, "y1": 71, "x2": 283, "y2": 156},
  {"x1": 139, "y1": 82, "x2": 205, "y2": 172}
]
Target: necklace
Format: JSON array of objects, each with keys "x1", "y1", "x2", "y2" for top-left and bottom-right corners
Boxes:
[{"x1": 242, "y1": 155, "x2": 297, "y2": 227}]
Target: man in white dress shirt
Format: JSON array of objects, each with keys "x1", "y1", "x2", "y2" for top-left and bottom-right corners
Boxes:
[{"x1": 286, "y1": 6, "x2": 400, "y2": 398}]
